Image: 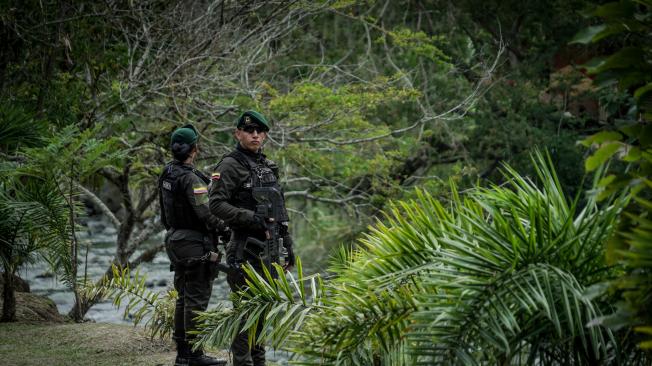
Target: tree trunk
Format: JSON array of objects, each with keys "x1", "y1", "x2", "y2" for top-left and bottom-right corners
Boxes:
[
  {"x1": 67, "y1": 290, "x2": 89, "y2": 321},
  {"x1": 68, "y1": 293, "x2": 85, "y2": 322},
  {"x1": 67, "y1": 161, "x2": 85, "y2": 322},
  {"x1": 67, "y1": 258, "x2": 125, "y2": 319},
  {"x1": 1, "y1": 270, "x2": 17, "y2": 322}
]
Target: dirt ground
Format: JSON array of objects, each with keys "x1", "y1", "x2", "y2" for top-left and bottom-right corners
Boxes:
[{"x1": 0, "y1": 322, "x2": 229, "y2": 366}]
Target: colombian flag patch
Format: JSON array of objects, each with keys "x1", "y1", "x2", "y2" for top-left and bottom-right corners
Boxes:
[
  {"x1": 211, "y1": 172, "x2": 221, "y2": 181},
  {"x1": 193, "y1": 186, "x2": 208, "y2": 195}
]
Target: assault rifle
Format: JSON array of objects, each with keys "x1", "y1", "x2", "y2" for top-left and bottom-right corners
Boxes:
[
  {"x1": 236, "y1": 186, "x2": 287, "y2": 274},
  {"x1": 208, "y1": 187, "x2": 288, "y2": 276}
]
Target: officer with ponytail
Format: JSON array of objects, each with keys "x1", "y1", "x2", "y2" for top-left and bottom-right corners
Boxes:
[{"x1": 158, "y1": 124, "x2": 227, "y2": 366}]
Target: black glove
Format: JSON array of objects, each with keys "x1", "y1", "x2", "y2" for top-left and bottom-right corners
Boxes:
[
  {"x1": 279, "y1": 222, "x2": 289, "y2": 237},
  {"x1": 253, "y1": 213, "x2": 268, "y2": 231},
  {"x1": 283, "y1": 235, "x2": 295, "y2": 268},
  {"x1": 216, "y1": 218, "x2": 230, "y2": 234},
  {"x1": 214, "y1": 226, "x2": 231, "y2": 245}
]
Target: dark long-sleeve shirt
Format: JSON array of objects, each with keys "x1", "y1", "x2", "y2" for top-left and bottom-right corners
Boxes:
[
  {"x1": 159, "y1": 160, "x2": 225, "y2": 232},
  {"x1": 208, "y1": 147, "x2": 259, "y2": 228}
]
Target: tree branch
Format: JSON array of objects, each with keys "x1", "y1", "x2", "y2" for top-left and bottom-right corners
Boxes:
[
  {"x1": 75, "y1": 182, "x2": 121, "y2": 229},
  {"x1": 128, "y1": 242, "x2": 165, "y2": 269}
]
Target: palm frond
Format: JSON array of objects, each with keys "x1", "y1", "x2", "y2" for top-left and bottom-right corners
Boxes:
[
  {"x1": 195, "y1": 257, "x2": 323, "y2": 352},
  {"x1": 195, "y1": 151, "x2": 636, "y2": 365},
  {"x1": 409, "y1": 263, "x2": 611, "y2": 364},
  {"x1": 83, "y1": 264, "x2": 176, "y2": 339},
  {"x1": 0, "y1": 103, "x2": 47, "y2": 153},
  {"x1": 0, "y1": 176, "x2": 74, "y2": 277}
]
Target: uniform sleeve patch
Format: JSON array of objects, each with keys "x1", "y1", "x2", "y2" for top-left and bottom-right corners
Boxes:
[
  {"x1": 211, "y1": 172, "x2": 221, "y2": 181},
  {"x1": 193, "y1": 186, "x2": 208, "y2": 194}
]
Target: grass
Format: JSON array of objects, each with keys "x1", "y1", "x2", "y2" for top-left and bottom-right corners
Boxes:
[{"x1": 0, "y1": 322, "x2": 226, "y2": 366}]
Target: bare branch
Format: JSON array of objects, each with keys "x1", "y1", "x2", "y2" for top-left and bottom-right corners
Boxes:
[
  {"x1": 127, "y1": 243, "x2": 165, "y2": 269},
  {"x1": 125, "y1": 220, "x2": 164, "y2": 260},
  {"x1": 75, "y1": 182, "x2": 121, "y2": 229}
]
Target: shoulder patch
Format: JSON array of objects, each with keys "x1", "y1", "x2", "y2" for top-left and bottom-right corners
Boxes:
[
  {"x1": 193, "y1": 186, "x2": 208, "y2": 195},
  {"x1": 211, "y1": 172, "x2": 221, "y2": 181}
]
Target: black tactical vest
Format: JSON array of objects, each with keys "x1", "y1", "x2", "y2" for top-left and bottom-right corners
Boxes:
[
  {"x1": 159, "y1": 161, "x2": 210, "y2": 232},
  {"x1": 225, "y1": 150, "x2": 289, "y2": 223}
]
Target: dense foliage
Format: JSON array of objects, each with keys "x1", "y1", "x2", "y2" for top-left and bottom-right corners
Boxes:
[
  {"x1": 571, "y1": 0, "x2": 652, "y2": 350},
  {"x1": 196, "y1": 154, "x2": 648, "y2": 364},
  {"x1": 1, "y1": 1, "x2": 650, "y2": 362}
]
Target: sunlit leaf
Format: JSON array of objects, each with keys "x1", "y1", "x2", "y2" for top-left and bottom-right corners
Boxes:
[
  {"x1": 569, "y1": 25, "x2": 607, "y2": 44},
  {"x1": 585, "y1": 142, "x2": 621, "y2": 172}
]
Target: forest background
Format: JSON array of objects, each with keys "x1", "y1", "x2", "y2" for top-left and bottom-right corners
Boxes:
[{"x1": 1, "y1": 0, "x2": 650, "y2": 364}]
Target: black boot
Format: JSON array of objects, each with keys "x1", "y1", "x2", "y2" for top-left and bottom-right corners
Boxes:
[
  {"x1": 187, "y1": 348, "x2": 227, "y2": 366},
  {"x1": 175, "y1": 341, "x2": 192, "y2": 366}
]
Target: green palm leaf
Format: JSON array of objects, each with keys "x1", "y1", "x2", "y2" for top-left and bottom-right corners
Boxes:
[
  {"x1": 83, "y1": 265, "x2": 176, "y2": 339},
  {"x1": 195, "y1": 257, "x2": 324, "y2": 351},
  {"x1": 195, "y1": 151, "x2": 644, "y2": 365},
  {"x1": 0, "y1": 103, "x2": 47, "y2": 153},
  {"x1": 0, "y1": 176, "x2": 73, "y2": 278}
]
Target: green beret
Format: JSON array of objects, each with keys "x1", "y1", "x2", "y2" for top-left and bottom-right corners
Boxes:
[
  {"x1": 170, "y1": 124, "x2": 199, "y2": 145},
  {"x1": 236, "y1": 110, "x2": 270, "y2": 131}
]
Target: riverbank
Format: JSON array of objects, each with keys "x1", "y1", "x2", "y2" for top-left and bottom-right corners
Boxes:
[{"x1": 0, "y1": 321, "x2": 230, "y2": 366}]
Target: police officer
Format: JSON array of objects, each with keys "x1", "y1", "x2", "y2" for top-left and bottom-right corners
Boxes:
[
  {"x1": 159, "y1": 124, "x2": 227, "y2": 366},
  {"x1": 208, "y1": 111, "x2": 295, "y2": 366}
]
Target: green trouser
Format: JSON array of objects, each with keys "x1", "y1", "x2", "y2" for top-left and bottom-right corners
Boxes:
[
  {"x1": 173, "y1": 261, "x2": 213, "y2": 344},
  {"x1": 227, "y1": 268, "x2": 266, "y2": 366},
  {"x1": 166, "y1": 230, "x2": 214, "y2": 347}
]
